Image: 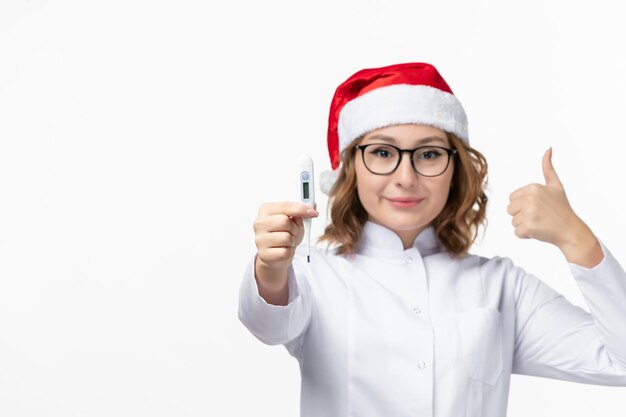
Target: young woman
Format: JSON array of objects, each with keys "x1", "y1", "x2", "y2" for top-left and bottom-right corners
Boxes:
[{"x1": 238, "y1": 62, "x2": 626, "y2": 417}]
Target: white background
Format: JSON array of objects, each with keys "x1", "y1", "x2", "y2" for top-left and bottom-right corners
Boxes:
[{"x1": 1, "y1": 0, "x2": 625, "y2": 415}]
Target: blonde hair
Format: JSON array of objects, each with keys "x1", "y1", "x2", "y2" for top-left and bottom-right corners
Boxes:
[{"x1": 318, "y1": 132, "x2": 488, "y2": 256}]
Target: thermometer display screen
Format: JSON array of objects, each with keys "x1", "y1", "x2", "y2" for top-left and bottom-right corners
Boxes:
[{"x1": 303, "y1": 182, "x2": 310, "y2": 199}]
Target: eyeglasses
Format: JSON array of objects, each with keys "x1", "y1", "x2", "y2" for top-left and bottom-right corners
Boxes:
[{"x1": 355, "y1": 143, "x2": 457, "y2": 176}]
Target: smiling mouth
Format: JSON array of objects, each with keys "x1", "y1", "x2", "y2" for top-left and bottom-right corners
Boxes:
[{"x1": 386, "y1": 197, "x2": 424, "y2": 208}]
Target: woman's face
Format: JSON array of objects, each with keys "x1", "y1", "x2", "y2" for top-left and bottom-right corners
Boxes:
[{"x1": 354, "y1": 124, "x2": 455, "y2": 248}]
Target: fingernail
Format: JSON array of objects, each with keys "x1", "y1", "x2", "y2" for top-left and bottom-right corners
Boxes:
[{"x1": 307, "y1": 208, "x2": 319, "y2": 217}]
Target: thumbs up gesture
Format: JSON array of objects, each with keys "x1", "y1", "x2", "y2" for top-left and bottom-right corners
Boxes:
[{"x1": 507, "y1": 148, "x2": 603, "y2": 267}]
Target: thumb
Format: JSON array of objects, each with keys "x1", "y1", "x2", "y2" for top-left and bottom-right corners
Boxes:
[{"x1": 542, "y1": 147, "x2": 563, "y2": 189}]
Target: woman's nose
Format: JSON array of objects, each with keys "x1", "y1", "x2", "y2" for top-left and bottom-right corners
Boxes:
[{"x1": 393, "y1": 153, "x2": 418, "y2": 186}]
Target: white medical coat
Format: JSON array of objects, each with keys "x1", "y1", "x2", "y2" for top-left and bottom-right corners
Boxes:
[{"x1": 238, "y1": 221, "x2": 626, "y2": 417}]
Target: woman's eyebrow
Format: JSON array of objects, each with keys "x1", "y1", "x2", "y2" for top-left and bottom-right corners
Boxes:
[{"x1": 364, "y1": 135, "x2": 447, "y2": 145}]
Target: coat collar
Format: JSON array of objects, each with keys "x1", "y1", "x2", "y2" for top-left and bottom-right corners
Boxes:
[{"x1": 356, "y1": 221, "x2": 442, "y2": 259}]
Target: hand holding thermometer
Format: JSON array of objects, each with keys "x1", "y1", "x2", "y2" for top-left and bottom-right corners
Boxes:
[{"x1": 298, "y1": 155, "x2": 316, "y2": 263}]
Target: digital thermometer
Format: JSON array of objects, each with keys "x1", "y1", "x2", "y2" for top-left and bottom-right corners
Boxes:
[{"x1": 298, "y1": 155, "x2": 315, "y2": 263}]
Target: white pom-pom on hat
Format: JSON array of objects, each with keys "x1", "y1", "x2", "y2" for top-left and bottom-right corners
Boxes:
[{"x1": 320, "y1": 169, "x2": 339, "y2": 195}]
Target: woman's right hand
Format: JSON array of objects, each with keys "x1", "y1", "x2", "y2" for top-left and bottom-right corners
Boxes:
[{"x1": 253, "y1": 202, "x2": 319, "y2": 273}]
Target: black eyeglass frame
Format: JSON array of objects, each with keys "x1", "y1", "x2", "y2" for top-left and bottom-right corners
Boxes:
[{"x1": 354, "y1": 143, "x2": 458, "y2": 177}]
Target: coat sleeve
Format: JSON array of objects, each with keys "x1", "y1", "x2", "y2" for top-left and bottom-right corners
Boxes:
[
  {"x1": 238, "y1": 253, "x2": 312, "y2": 346},
  {"x1": 511, "y1": 241, "x2": 626, "y2": 385}
]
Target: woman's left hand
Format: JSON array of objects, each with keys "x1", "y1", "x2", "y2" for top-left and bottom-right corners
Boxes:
[{"x1": 507, "y1": 148, "x2": 604, "y2": 267}]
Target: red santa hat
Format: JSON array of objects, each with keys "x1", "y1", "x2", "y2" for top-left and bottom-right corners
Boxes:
[{"x1": 320, "y1": 62, "x2": 469, "y2": 194}]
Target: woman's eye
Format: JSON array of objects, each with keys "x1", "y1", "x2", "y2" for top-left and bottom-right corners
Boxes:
[
  {"x1": 370, "y1": 147, "x2": 394, "y2": 158},
  {"x1": 418, "y1": 149, "x2": 442, "y2": 160}
]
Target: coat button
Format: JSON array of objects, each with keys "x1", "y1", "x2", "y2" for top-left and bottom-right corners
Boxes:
[
  {"x1": 404, "y1": 255, "x2": 413, "y2": 263},
  {"x1": 417, "y1": 361, "x2": 427, "y2": 370},
  {"x1": 412, "y1": 306, "x2": 422, "y2": 314}
]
